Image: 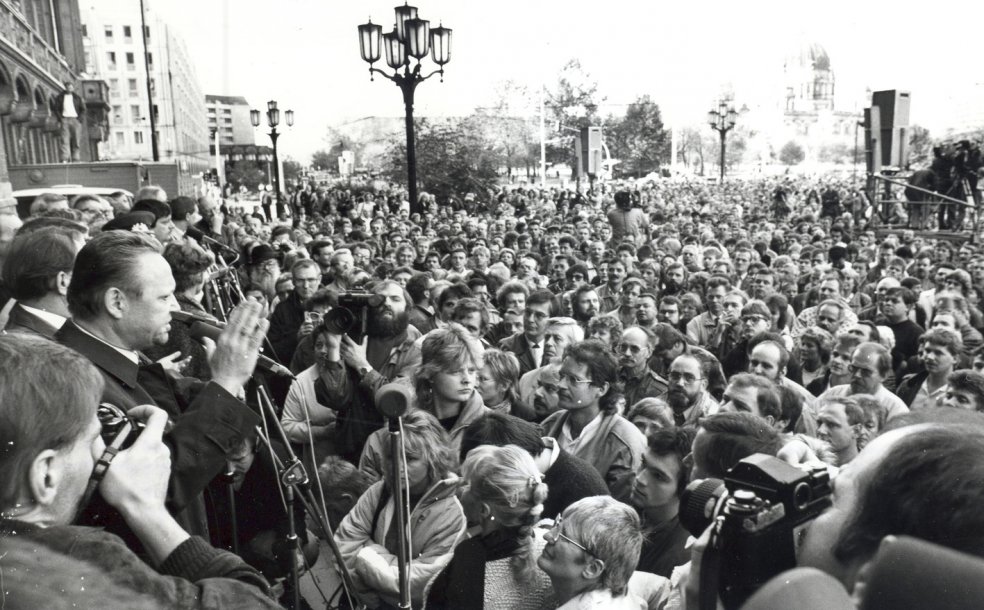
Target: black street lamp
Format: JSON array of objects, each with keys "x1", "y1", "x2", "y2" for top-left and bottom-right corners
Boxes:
[
  {"x1": 251, "y1": 101, "x2": 294, "y2": 212},
  {"x1": 358, "y1": 3, "x2": 452, "y2": 216},
  {"x1": 708, "y1": 101, "x2": 737, "y2": 181}
]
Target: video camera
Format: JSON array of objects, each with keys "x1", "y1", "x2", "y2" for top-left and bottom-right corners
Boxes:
[
  {"x1": 323, "y1": 290, "x2": 383, "y2": 343},
  {"x1": 679, "y1": 454, "x2": 832, "y2": 610}
]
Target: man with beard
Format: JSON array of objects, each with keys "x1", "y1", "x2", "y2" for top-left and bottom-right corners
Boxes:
[
  {"x1": 54, "y1": 231, "x2": 265, "y2": 543},
  {"x1": 245, "y1": 243, "x2": 281, "y2": 303},
  {"x1": 665, "y1": 353, "x2": 719, "y2": 427},
  {"x1": 319, "y1": 279, "x2": 422, "y2": 459},
  {"x1": 661, "y1": 262, "x2": 686, "y2": 297},
  {"x1": 268, "y1": 259, "x2": 322, "y2": 364},
  {"x1": 618, "y1": 325, "x2": 668, "y2": 408},
  {"x1": 819, "y1": 342, "x2": 908, "y2": 420},
  {"x1": 657, "y1": 295, "x2": 683, "y2": 330},
  {"x1": 571, "y1": 284, "x2": 602, "y2": 330}
]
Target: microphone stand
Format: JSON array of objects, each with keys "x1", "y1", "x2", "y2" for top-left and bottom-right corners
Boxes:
[
  {"x1": 388, "y1": 413, "x2": 412, "y2": 610},
  {"x1": 253, "y1": 385, "x2": 365, "y2": 610}
]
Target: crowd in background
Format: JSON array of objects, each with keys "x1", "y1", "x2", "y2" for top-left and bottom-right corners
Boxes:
[{"x1": 1, "y1": 172, "x2": 984, "y2": 610}]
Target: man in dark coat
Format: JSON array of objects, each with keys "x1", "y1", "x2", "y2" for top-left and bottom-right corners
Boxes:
[{"x1": 55, "y1": 231, "x2": 266, "y2": 547}]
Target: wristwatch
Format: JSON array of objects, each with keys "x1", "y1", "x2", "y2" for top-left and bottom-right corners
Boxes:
[{"x1": 358, "y1": 365, "x2": 372, "y2": 378}]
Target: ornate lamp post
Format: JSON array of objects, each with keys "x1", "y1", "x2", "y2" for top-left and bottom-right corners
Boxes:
[
  {"x1": 251, "y1": 101, "x2": 294, "y2": 212},
  {"x1": 358, "y1": 3, "x2": 451, "y2": 215},
  {"x1": 708, "y1": 100, "x2": 737, "y2": 181}
]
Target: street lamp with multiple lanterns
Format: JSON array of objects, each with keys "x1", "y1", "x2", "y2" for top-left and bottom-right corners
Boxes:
[
  {"x1": 358, "y1": 3, "x2": 451, "y2": 215},
  {"x1": 708, "y1": 100, "x2": 738, "y2": 181},
  {"x1": 250, "y1": 101, "x2": 294, "y2": 212}
]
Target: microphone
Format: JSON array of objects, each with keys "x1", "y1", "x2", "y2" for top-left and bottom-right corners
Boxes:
[
  {"x1": 170, "y1": 311, "x2": 294, "y2": 378},
  {"x1": 187, "y1": 225, "x2": 237, "y2": 253},
  {"x1": 376, "y1": 383, "x2": 412, "y2": 419}
]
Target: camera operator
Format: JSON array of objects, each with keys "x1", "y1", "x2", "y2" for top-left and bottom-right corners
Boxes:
[
  {"x1": 312, "y1": 279, "x2": 422, "y2": 461},
  {"x1": 54, "y1": 231, "x2": 265, "y2": 544},
  {"x1": 0, "y1": 334, "x2": 280, "y2": 608}
]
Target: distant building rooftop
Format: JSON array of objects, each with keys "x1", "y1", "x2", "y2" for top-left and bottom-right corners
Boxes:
[{"x1": 205, "y1": 94, "x2": 249, "y2": 105}]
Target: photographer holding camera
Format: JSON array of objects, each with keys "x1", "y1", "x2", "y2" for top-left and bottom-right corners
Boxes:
[
  {"x1": 0, "y1": 333, "x2": 281, "y2": 608},
  {"x1": 299, "y1": 279, "x2": 421, "y2": 462},
  {"x1": 54, "y1": 231, "x2": 266, "y2": 544}
]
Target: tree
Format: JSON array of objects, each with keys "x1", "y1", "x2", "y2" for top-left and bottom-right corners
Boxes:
[
  {"x1": 382, "y1": 118, "x2": 500, "y2": 203},
  {"x1": 282, "y1": 157, "x2": 302, "y2": 186},
  {"x1": 603, "y1": 95, "x2": 670, "y2": 177},
  {"x1": 908, "y1": 124, "x2": 932, "y2": 167},
  {"x1": 779, "y1": 140, "x2": 805, "y2": 166},
  {"x1": 224, "y1": 161, "x2": 266, "y2": 191},
  {"x1": 544, "y1": 59, "x2": 604, "y2": 175},
  {"x1": 705, "y1": 126, "x2": 750, "y2": 174},
  {"x1": 677, "y1": 127, "x2": 706, "y2": 175},
  {"x1": 310, "y1": 149, "x2": 334, "y2": 172},
  {"x1": 473, "y1": 80, "x2": 538, "y2": 180},
  {"x1": 817, "y1": 142, "x2": 853, "y2": 164}
]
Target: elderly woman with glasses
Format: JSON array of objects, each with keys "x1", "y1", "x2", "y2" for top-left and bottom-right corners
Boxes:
[{"x1": 537, "y1": 496, "x2": 662, "y2": 609}]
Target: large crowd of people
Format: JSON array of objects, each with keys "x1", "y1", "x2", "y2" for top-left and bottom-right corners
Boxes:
[{"x1": 2, "y1": 173, "x2": 984, "y2": 609}]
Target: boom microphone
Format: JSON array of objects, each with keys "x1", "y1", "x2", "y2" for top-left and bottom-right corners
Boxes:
[
  {"x1": 170, "y1": 310, "x2": 294, "y2": 378},
  {"x1": 376, "y1": 383, "x2": 412, "y2": 419},
  {"x1": 186, "y1": 225, "x2": 237, "y2": 253}
]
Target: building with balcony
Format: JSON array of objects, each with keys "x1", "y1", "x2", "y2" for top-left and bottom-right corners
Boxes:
[
  {"x1": 0, "y1": 0, "x2": 96, "y2": 199},
  {"x1": 79, "y1": 0, "x2": 207, "y2": 173}
]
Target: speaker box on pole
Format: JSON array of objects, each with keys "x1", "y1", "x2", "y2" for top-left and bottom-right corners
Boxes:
[{"x1": 871, "y1": 90, "x2": 911, "y2": 168}]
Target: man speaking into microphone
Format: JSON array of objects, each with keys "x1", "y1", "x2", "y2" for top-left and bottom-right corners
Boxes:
[{"x1": 55, "y1": 230, "x2": 267, "y2": 544}]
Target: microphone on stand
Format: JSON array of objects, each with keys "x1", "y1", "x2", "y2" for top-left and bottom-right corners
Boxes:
[
  {"x1": 186, "y1": 225, "x2": 238, "y2": 254},
  {"x1": 170, "y1": 310, "x2": 295, "y2": 379},
  {"x1": 376, "y1": 382, "x2": 413, "y2": 609},
  {"x1": 377, "y1": 382, "x2": 412, "y2": 420}
]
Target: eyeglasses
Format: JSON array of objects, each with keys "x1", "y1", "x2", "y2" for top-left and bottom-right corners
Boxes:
[
  {"x1": 545, "y1": 515, "x2": 593, "y2": 556},
  {"x1": 849, "y1": 364, "x2": 877, "y2": 377},
  {"x1": 668, "y1": 371, "x2": 702, "y2": 384},
  {"x1": 741, "y1": 315, "x2": 769, "y2": 324},
  {"x1": 557, "y1": 371, "x2": 593, "y2": 386}
]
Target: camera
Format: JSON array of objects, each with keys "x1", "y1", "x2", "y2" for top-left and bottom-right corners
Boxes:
[
  {"x1": 679, "y1": 454, "x2": 832, "y2": 610},
  {"x1": 97, "y1": 402, "x2": 145, "y2": 450},
  {"x1": 323, "y1": 290, "x2": 383, "y2": 342}
]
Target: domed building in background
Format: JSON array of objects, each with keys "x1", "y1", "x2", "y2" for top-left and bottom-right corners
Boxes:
[{"x1": 780, "y1": 41, "x2": 859, "y2": 158}]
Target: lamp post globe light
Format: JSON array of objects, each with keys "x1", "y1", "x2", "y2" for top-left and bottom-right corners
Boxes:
[
  {"x1": 251, "y1": 102, "x2": 294, "y2": 213},
  {"x1": 708, "y1": 100, "x2": 737, "y2": 181},
  {"x1": 358, "y1": 3, "x2": 451, "y2": 216}
]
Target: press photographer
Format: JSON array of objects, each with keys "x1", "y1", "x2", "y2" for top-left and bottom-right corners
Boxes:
[
  {"x1": 292, "y1": 279, "x2": 421, "y2": 462},
  {"x1": 0, "y1": 333, "x2": 281, "y2": 608}
]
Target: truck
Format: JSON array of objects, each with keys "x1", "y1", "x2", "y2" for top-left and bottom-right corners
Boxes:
[{"x1": 9, "y1": 160, "x2": 201, "y2": 217}]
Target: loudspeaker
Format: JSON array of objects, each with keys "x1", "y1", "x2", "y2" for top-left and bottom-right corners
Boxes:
[
  {"x1": 870, "y1": 90, "x2": 910, "y2": 168},
  {"x1": 579, "y1": 126, "x2": 602, "y2": 175}
]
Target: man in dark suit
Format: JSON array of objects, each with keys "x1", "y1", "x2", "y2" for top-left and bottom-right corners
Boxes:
[
  {"x1": 55, "y1": 231, "x2": 267, "y2": 544},
  {"x1": 500, "y1": 289, "x2": 557, "y2": 376},
  {"x1": 2, "y1": 229, "x2": 78, "y2": 338}
]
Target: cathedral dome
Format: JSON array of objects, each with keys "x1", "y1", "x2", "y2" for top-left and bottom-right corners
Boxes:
[{"x1": 786, "y1": 42, "x2": 831, "y2": 72}]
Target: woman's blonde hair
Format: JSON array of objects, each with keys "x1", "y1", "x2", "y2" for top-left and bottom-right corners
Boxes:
[
  {"x1": 462, "y1": 445, "x2": 548, "y2": 584},
  {"x1": 414, "y1": 323, "x2": 485, "y2": 412}
]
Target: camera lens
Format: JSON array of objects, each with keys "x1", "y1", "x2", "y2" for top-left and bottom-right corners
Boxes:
[
  {"x1": 324, "y1": 307, "x2": 356, "y2": 335},
  {"x1": 680, "y1": 478, "x2": 728, "y2": 537}
]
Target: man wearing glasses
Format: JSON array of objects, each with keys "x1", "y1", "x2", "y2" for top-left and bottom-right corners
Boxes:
[
  {"x1": 268, "y1": 259, "x2": 323, "y2": 364},
  {"x1": 617, "y1": 326, "x2": 668, "y2": 408},
  {"x1": 538, "y1": 496, "x2": 651, "y2": 609},
  {"x1": 665, "y1": 354, "x2": 719, "y2": 428},
  {"x1": 540, "y1": 341, "x2": 647, "y2": 502},
  {"x1": 819, "y1": 342, "x2": 909, "y2": 420}
]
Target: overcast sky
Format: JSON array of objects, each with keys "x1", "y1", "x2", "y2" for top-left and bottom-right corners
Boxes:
[{"x1": 155, "y1": 0, "x2": 984, "y2": 163}]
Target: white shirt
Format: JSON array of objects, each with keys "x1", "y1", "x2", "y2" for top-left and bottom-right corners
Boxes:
[
  {"x1": 911, "y1": 380, "x2": 947, "y2": 410},
  {"x1": 61, "y1": 93, "x2": 78, "y2": 119},
  {"x1": 559, "y1": 412, "x2": 603, "y2": 456},
  {"x1": 529, "y1": 339, "x2": 543, "y2": 368},
  {"x1": 73, "y1": 320, "x2": 140, "y2": 364},
  {"x1": 18, "y1": 304, "x2": 67, "y2": 330}
]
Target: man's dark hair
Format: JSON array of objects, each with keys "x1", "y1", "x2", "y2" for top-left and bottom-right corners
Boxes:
[
  {"x1": 131, "y1": 199, "x2": 171, "y2": 224},
  {"x1": 0, "y1": 334, "x2": 104, "y2": 509},
  {"x1": 458, "y1": 412, "x2": 543, "y2": 463},
  {"x1": 305, "y1": 288, "x2": 336, "y2": 312},
  {"x1": 67, "y1": 231, "x2": 162, "y2": 320},
  {"x1": 647, "y1": 427, "x2": 697, "y2": 496},
  {"x1": 527, "y1": 289, "x2": 557, "y2": 313},
  {"x1": 437, "y1": 282, "x2": 473, "y2": 311},
  {"x1": 3, "y1": 230, "x2": 77, "y2": 301},
  {"x1": 565, "y1": 339, "x2": 619, "y2": 413},
  {"x1": 405, "y1": 272, "x2": 432, "y2": 304},
  {"x1": 696, "y1": 412, "x2": 783, "y2": 479},
  {"x1": 308, "y1": 239, "x2": 333, "y2": 258},
  {"x1": 946, "y1": 371, "x2": 984, "y2": 411},
  {"x1": 17, "y1": 216, "x2": 87, "y2": 241},
  {"x1": 833, "y1": 426, "x2": 984, "y2": 566},
  {"x1": 883, "y1": 286, "x2": 917, "y2": 306}
]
